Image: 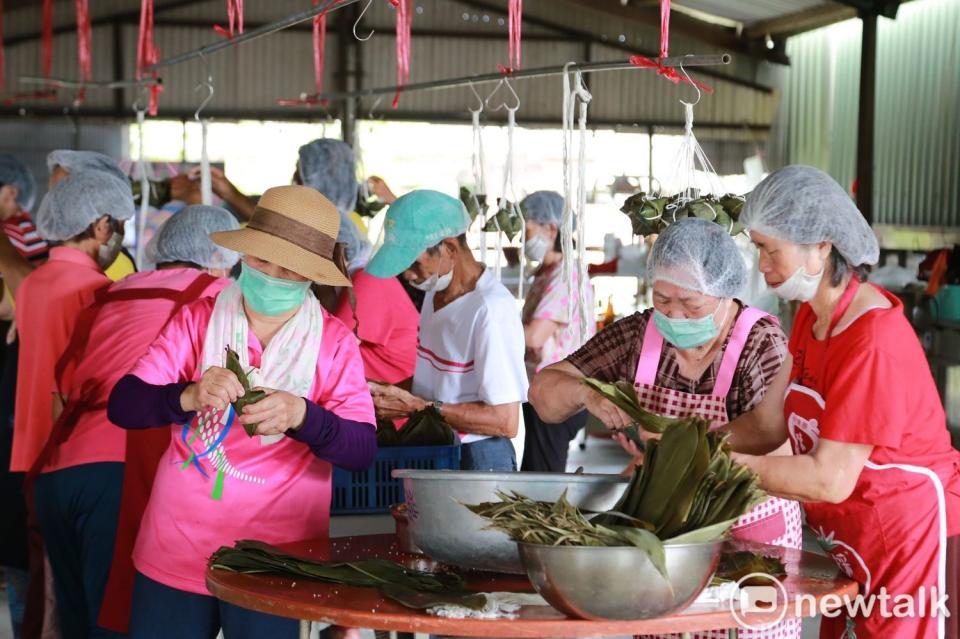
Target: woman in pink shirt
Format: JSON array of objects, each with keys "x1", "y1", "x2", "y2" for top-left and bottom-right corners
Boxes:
[{"x1": 107, "y1": 186, "x2": 376, "y2": 639}]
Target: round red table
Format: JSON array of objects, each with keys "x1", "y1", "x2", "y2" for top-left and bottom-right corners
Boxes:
[{"x1": 206, "y1": 534, "x2": 857, "y2": 638}]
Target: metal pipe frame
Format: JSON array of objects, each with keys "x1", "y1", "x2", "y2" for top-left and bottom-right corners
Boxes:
[
  {"x1": 310, "y1": 54, "x2": 731, "y2": 103},
  {"x1": 143, "y1": 0, "x2": 363, "y2": 72},
  {"x1": 19, "y1": 76, "x2": 162, "y2": 90}
]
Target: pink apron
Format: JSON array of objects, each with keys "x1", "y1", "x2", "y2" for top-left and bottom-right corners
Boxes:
[{"x1": 636, "y1": 306, "x2": 803, "y2": 639}]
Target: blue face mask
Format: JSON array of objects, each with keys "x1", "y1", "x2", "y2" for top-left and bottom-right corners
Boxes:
[
  {"x1": 237, "y1": 262, "x2": 311, "y2": 316},
  {"x1": 653, "y1": 302, "x2": 726, "y2": 350}
]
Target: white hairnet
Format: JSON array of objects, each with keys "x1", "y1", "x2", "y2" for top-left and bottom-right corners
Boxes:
[
  {"x1": 742, "y1": 165, "x2": 879, "y2": 266},
  {"x1": 648, "y1": 217, "x2": 746, "y2": 298},
  {"x1": 521, "y1": 191, "x2": 564, "y2": 226},
  {"x1": 296, "y1": 139, "x2": 370, "y2": 270},
  {"x1": 35, "y1": 171, "x2": 135, "y2": 242},
  {"x1": 0, "y1": 155, "x2": 37, "y2": 211},
  {"x1": 154, "y1": 205, "x2": 240, "y2": 269},
  {"x1": 297, "y1": 138, "x2": 358, "y2": 215},
  {"x1": 46, "y1": 150, "x2": 127, "y2": 183}
]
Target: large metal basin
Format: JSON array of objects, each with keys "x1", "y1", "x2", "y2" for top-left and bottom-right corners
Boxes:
[
  {"x1": 392, "y1": 469, "x2": 628, "y2": 574},
  {"x1": 518, "y1": 540, "x2": 724, "y2": 620}
]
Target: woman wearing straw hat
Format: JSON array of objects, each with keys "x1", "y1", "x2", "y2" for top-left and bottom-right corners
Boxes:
[{"x1": 107, "y1": 185, "x2": 376, "y2": 638}]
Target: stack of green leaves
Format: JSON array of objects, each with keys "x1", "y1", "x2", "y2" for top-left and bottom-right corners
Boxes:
[
  {"x1": 376, "y1": 408, "x2": 457, "y2": 447},
  {"x1": 620, "y1": 192, "x2": 747, "y2": 237},
  {"x1": 459, "y1": 187, "x2": 487, "y2": 222},
  {"x1": 711, "y1": 551, "x2": 787, "y2": 587},
  {"x1": 209, "y1": 539, "x2": 487, "y2": 610},
  {"x1": 225, "y1": 347, "x2": 267, "y2": 437},
  {"x1": 482, "y1": 199, "x2": 523, "y2": 241},
  {"x1": 591, "y1": 420, "x2": 767, "y2": 543}
]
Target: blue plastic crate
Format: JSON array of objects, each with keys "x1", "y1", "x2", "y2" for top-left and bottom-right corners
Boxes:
[{"x1": 331, "y1": 445, "x2": 461, "y2": 515}]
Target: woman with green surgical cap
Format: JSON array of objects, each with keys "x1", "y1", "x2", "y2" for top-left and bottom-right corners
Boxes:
[
  {"x1": 519, "y1": 190, "x2": 595, "y2": 472},
  {"x1": 728, "y1": 165, "x2": 960, "y2": 639},
  {"x1": 530, "y1": 217, "x2": 803, "y2": 639}
]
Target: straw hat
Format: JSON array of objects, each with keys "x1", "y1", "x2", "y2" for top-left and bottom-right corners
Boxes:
[{"x1": 210, "y1": 185, "x2": 351, "y2": 287}]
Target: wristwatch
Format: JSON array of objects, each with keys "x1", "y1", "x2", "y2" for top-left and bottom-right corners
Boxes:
[{"x1": 432, "y1": 400, "x2": 445, "y2": 416}]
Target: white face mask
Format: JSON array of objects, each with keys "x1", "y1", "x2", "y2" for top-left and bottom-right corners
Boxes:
[
  {"x1": 772, "y1": 265, "x2": 824, "y2": 301},
  {"x1": 97, "y1": 232, "x2": 124, "y2": 270},
  {"x1": 524, "y1": 234, "x2": 551, "y2": 262},
  {"x1": 411, "y1": 265, "x2": 454, "y2": 292}
]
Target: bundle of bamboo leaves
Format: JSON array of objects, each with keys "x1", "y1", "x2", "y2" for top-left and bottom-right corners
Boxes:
[
  {"x1": 209, "y1": 540, "x2": 487, "y2": 610},
  {"x1": 581, "y1": 378, "x2": 679, "y2": 448},
  {"x1": 376, "y1": 408, "x2": 457, "y2": 447},
  {"x1": 482, "y1": 199, "x2": 524, "y2": 241},
  {"x1": 225, "y1": 347, "x2": 267, "y2": 437}
]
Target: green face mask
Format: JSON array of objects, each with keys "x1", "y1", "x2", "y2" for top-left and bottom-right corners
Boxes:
[{"x1": 237, "y1": 262, "x2": 311, "y2": 316}]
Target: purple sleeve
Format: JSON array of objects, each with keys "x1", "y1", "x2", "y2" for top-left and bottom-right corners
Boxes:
[
  {"x1": 287, "y1": 400, "x2": 377, "y2": 471},
  {"x1": 108, "y1": 374, "x2": 195, "y2": 428}
]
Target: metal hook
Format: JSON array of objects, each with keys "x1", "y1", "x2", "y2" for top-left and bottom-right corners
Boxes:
[
  {"x1": 467, "y1": 81, "x2": 484, "y2": 113},
  {"x1": 368, "y1": 94, "x2": 385, "y2": 120},
  {"x1": 132, "y1": 84, "x2": 150, "y2": 115},
  {"x1": 353, "y1": 0, "x2": 375, "y2": 41},
  {"x1": 193, "y1": 59, "x2": 215, "y2": 121},
  {"x1": 484, "y1": 77, "x2": 520, "y2": 112},
  {"x1": 678, "y1": 56, "x2": 702, "y2": 108}
]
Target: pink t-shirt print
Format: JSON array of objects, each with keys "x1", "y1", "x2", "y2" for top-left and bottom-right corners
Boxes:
[{"x1": 126, "y1": 296, "x2": 374, "y2": 594}]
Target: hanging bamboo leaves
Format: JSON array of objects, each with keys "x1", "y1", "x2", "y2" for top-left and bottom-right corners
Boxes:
[
  {"x1": 482, "y1": 198, "x2": 523, "y2": 241},
  {"x1": 459, "y1": 186, "x2": 487, "y2": 222},
  {"x1": 225, "y1": 347, "x2": 267, "y2": 437},
  {"x1": 620, "y1": 191, "x2": 747, "y2": 237}
]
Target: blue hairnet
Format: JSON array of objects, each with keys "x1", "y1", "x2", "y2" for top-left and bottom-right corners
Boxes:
[
  {"x1": 297, "y1": 138, "x2": 358, "y2": 215},
  {"x1": 154, "y1": 205, "x2": 240, "y2": 269},
  {"x1": 46, "y1": 150, "x2": 127, "y2": 182},
  {"x1": 521, "y1": 191, "x2": 564, "y2": 226},
  {"x1": 742, "y1": 165, "x2": 879, "y2": 266},
  {"x1": 647, "y1": 217, "x2": 746, "y2": 298},
  {"x1": 35, "y1": 171, "x2": 135, "y2": 241},
  {"x1": 0, "y1": 155, "x2": 37, "y2": 211}
]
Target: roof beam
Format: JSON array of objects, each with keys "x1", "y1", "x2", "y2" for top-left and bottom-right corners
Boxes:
[
  {"x1": 558, "y1": 0, "x2": 790, "y2": 65},
  {"x1": 744, "y1": 4, "x2": 857, "y2": 39}
]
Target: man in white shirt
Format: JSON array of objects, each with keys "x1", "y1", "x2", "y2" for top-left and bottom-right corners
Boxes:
[{"x1": 365, "y1": 190, "x2": 527, "y2": 471}]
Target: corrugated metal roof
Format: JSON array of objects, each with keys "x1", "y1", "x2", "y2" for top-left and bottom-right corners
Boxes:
[
  {"x1": 675, "y1": 0, "x2": 831, "y2": 26},
  {"x1": 781, "y1": 0, "x2": 960, "y2": 228}
]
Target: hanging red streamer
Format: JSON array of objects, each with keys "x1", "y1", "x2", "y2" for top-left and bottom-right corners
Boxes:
[
  {"x1": 214, "y1": 0, "x2": 244, "y2": 39},
  {"x1": 74, "y1": 0, "x2": 93, "y2": 103},
  {"x1": 497, "y1": 0, "x2": 522, "y2": 74},
  {"x1": 313, "y1": 0, "x2": 330, "y2": 97},
  {"x1": 391, "y1": 0, "x2": 412, "y2": 107},
  {"x1": 0, "y1": 0, "x2": 5, "y2": 93},
  {"x1": 137, "y1": 0, "x2": 162, "y2": 115},
  {"x1": 41, "y1": 0, "x2": 53, "y2": 78},
  {"x1": 628, "y1": 0, "x2": 712, "y2": 93}
]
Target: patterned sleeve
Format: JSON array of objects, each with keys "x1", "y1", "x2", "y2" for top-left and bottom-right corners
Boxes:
[
  {"x1": 728, "y1": 316, "x2": 788, "y2": 418},
  {"x1": 565, "y1": 313, "x2": 644, "y2": 382}
]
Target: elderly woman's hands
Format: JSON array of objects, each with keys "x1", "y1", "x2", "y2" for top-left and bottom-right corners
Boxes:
[
  {"x1": 238, "y1": 389, "x2": 308, "y2": 436},
  {"x1": 181, "y1": 366, "x2": 245, "y2": 413},
  {"x1": 368, "y1": 381, "x2": 430, "y2": 420}
]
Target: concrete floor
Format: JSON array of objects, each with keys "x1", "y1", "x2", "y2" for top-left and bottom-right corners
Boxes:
[{"x1": 0, "y1": 434, "x2": 825, "y2": 639}]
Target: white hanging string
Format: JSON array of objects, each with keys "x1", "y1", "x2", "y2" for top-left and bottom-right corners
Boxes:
[
  {"x1": 468, "y1": 83, "x2": 488, "y2": 267},
  {"x1": 134, "y1": 106, "x2": 150, "y2": 269},
  {"x1": 199, "y1": 119, "x2": 212, "y2": 205},
  {"x1": 498, "y1": 102, "x2": 521, "y2": 291},
  {"x1": 560, "y1": 65, "x2": 592, "y2": 344},
  {"x1": 669, "y1": 62, "x2": 722, "y2": 217}
]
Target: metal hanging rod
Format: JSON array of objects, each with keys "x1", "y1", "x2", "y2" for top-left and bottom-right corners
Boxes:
[
  {"x1": 144, "y1": 0, "x2": 362, "y2": 72},
  {"x1": 308, "y1": 54, "x2": 731, "y2": 103},
  {"x1": 19, "y1": 76, "x2": 162, "y2": 90}
]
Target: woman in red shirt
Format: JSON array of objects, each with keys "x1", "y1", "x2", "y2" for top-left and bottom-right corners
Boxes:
[{"x1": 729, "y1": 165, "x2": 960, "y2": 639}]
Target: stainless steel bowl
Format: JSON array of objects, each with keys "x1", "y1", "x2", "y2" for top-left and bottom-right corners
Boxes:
[
  {"x1": 517, "y1": 540, "x2": 724, "y2": 620},
  {"x1": 392, "y1": 470, "x2": 628, "y2": 574}
]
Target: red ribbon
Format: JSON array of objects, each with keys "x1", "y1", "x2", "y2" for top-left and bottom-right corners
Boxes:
[
  {"x1": 629, "y1": 55, "x2": 713, "y2": 94},
  {"x1": 313, "y1": 0, "x2": 330, "y2": 97},
  {"x1": 501, "y1": 0, "x2": 521, "y2": 74},
  {"x1": 74, "y1": 0, "x2": 93, "y2": 103},
  {"x1": 137, "y1": 0, "x2": 162, "y2": 115},
  {"x1": 391, "y1": 0, "x2": 412, "y2": 107},
  {"x1": 659, "y1": 0, "x2": 670, "y2": 59},
  {"x1": 0, "y1": 0, "x2": 6, "y2": 92},
  {"x1": 214, "y1": 0, "x2": 244, "y2": 38},
  {"x1": 41, "y1": 0, "x2": 53, "y2": 78}
]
